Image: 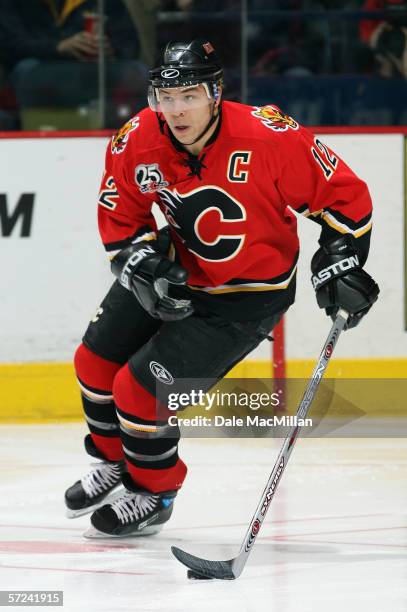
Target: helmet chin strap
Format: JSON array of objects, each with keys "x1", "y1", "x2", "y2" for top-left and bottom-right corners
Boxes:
[{"x1": 175, "y1": 102, "x2": 220, "y2": 147}]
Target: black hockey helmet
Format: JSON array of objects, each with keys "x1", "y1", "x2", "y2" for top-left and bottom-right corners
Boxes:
[{"x1": 148, "y1": 39, "x2": 223, "y2": 112}]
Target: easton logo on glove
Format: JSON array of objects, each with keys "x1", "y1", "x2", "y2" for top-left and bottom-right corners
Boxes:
[
  {"x1": 120, "y1": 245, "x2": 155, "y2": 289},
  {"x1": 311, "y1": 254, "x2": 359, "y2": 289}
]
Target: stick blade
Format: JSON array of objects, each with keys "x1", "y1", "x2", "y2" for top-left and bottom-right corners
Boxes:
[{"x1": 171, "y1": 546, "x2": 236, "y2": 580}]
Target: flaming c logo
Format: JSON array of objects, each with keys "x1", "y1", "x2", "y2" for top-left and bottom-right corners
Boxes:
[
  {"x1": 111, "y1": 117, "x2": 140, "y2": 154},
  {"x1": 252, "y1": 105, "x2": 299, "y2": 132}
]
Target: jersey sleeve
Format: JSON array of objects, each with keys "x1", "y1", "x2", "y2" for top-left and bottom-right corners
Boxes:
[
  {"x1": 97, "y1": 134, "x2": 157, "y2": 258},
  {"x1": 274, "y1": 123, "x2": 373, "y2": 265}
]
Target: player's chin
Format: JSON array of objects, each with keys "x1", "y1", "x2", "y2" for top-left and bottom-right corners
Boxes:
[{"x1": 171, "y1": 127, "x2": 192, "y2": 141}]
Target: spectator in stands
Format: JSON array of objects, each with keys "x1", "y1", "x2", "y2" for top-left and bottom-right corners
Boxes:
[
  {"x1": 360, "y1": 0, "x2": 407, "y2": 77},
  {"x1": 122, "y1": 0, "x2": 162, "y2": 66},
  {"x1": 0, "y1": 0, "x2": 146, "y2": 129},
  {"x1": 250, "y1": 0, "x2": 326, "y2": 77}
]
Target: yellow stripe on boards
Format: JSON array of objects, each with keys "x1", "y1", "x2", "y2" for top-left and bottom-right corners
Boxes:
[
  {"x1": 0, "y1": 363, "x2": 81, "y2": 423},
  {"x1": 229, "y1": 357, "x2": 407, "y2": 379},
  {"x1": 0, "y1": 359, "x2": 405, "y2": 423}
]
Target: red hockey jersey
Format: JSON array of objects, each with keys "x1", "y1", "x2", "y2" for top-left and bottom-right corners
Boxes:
[{"x1": 98, "y1": 101, "x2": 372, "y2": 295}]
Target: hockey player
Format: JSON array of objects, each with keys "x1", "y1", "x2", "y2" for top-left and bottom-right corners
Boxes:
[{"x1": 65, "y1": 39, "x2": 379, "y2": 537}]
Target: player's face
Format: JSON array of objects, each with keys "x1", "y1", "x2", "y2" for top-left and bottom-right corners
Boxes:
[{"x1": 159, "y1": 84, "x2": 216, "y2": 145}]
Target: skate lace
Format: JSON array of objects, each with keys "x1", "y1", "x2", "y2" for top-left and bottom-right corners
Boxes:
[
  {"x1": 111, "y1": 491, "x2": 159, "y2": 525},
  {"x1": 81, "y1": 462, "x2": 122, "y2": 498}
]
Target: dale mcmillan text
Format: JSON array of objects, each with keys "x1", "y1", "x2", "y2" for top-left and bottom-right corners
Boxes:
[{"x1": 168, "y1": 415, "x2": 313, "y2": 427}]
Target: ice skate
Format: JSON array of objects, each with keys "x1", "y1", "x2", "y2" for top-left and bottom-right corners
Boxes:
[
  {"x1": 83, "y1": 473, "x2": 177, "y2": 538},
  {"x1": 65, "y1": 435, "x2": 126, "y2": 518}
]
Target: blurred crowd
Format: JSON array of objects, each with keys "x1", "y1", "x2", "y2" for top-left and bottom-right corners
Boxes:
[{"x1": 0, "y1": 0, "x2": 406, "y2": 130}]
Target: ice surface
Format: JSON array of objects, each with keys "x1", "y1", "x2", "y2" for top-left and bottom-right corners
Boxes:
[{"x1": 0, "y1": 423, "x2": 406, "y2": 612}]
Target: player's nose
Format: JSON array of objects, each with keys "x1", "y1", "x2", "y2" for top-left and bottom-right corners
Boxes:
[
  {"x1": 171, "y1": 98, "x2": 188, "y2": 114},
  {"x1": 172, "y1": 110, "x2": 186, "y2": 119}
]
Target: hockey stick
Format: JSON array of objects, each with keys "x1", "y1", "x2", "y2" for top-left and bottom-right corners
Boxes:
[{"x1": 171, "y1": 308, "x2": 349, "y2": 580}]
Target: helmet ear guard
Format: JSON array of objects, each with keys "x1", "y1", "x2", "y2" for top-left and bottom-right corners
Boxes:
[{"x1": 203, "y1": 81, "x2": 222, "y2": 104}]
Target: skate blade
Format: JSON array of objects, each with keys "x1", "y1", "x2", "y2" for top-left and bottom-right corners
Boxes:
[
  {"x1": 65, "y1": 487, "x2": 125, "y2": 519},
  {"x1": 83, "y1": 524, "x2": 164, "y2": 539}
]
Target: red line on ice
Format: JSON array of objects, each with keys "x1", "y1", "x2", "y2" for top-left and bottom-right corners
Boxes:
[
  {"x1": 165, "y1": 512, "x2": 389, "y2": 532},
  {"x1": 0, "y1": 541, "x2": 146, "y2": 554},
  {"x1": 0, "y1": 513, "x2": 389, "y2": 534},
  {"x1": 0, "y1": 564, "x2": 153, "y2": 576}
]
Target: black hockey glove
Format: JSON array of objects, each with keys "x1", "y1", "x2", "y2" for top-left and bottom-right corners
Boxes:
[
  {"x1": 311, "y1": 234, "x2": 379, "y2": 329},
  {"x1": 111, "y1": 241, "x2": 194, "y2": 321}
]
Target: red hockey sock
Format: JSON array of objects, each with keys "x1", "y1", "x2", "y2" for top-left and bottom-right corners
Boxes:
[
  {"x1": 74, "y1": 343, "x2": 124, "y2": 462},
  {"x1": 113, "y1": 364, "x2": 187, "y2": 492}
]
